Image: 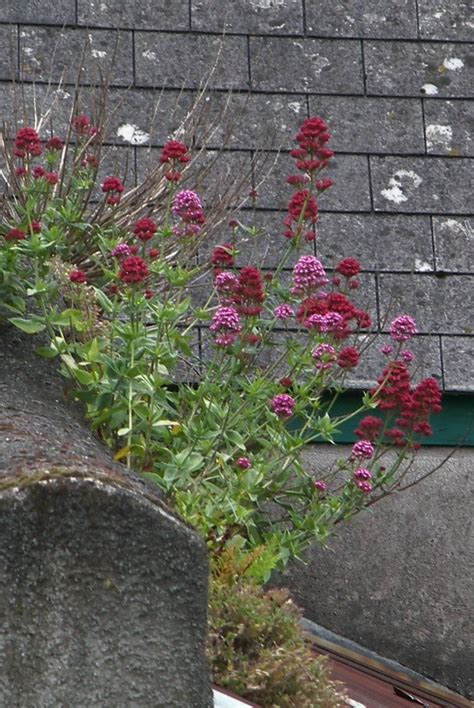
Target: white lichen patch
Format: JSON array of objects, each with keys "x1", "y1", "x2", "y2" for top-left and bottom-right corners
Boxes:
[
  {"x1": 443, "y1": 57, "x2": 464, "y2": 71},
  {"x1": 117, "y1": 123, "x2": 150, "y2": 146},
  {"x1": 142, "y1": 49, "x2": 157, "y2": 61},
  {"x1": 250, "y1": 0, "x2": 285, "y2": 8},
  {"x1": 91, "y1": 49, "x2": 107, "y2": 59},
  {"x1": 311, "y1": 55, "x2": 330, "y2": 73},
  {"x1": 426, "y1": 124, "x2": 453, "y2": 151},
  {"x1": 415, "y1": 258, "x2": 433, "y2": 272},
  {"x1": 381, "y1": 170, "x2": 422, "y2": 204},
  {"x1": 288, "y1": 101, "x2": 302, "y2": 113},
  {"x1": 422, "y1": 83, "x2": 439, "y2": 95}
]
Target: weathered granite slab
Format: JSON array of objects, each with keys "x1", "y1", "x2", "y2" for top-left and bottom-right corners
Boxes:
[
  {"x1": 371, "y1": 156, "x2": 474, "y2": 214},
  {"x1": 418, "y1": 0, "x2": 474, "y2": 41},
  {"x1": 77, "y1": 0, "x2": 190, "y2": 31},
  {"x1": 316, "y1": 213, "x2": 434, "y2": 272},
  {"x1": 424, "y1": 99, "x2": 474, "y2": 156},
  {"x1": 377, "y1": 273, "x2": 474, "y2": 334},
  {"x1": 191, "y1": 0, "x2": 304, "y2": 35},
  {"x1": 0, "y1": 0, "x2": 75, "y2": 24},
  {"x1": 432, "y1": 217, "x2": 474, "y2": 272},
  {"x1": 19, "y1": 26, "x2": 134, "y2": 86},
  {"x1": 134, "y1": 32, "x2": 249, "y2": 90},
  {"x1": 442, "y1": 336, "x2": 474, "y2": 390},
  {"x1": 249, "y1": 37, "x2": 364, "y2": 93},
  {"x1": 305, "y1": 0, "x2": 418, "y2": 38},
  {"x1": 365, "y1": 41, "x2": 474, "y2": 98},
  {"x1": 308, "y1": 95, "x2": 425, "y2": 154}
]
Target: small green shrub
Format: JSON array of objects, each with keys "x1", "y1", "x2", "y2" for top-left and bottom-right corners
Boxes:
[{"x1": 208, "y1": 548, "x2": 346, "y2": 707}]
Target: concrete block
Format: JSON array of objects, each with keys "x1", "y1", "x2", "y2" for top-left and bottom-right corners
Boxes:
[
  {"x1": 377, "y1": 273, "x2": 474, "y2": 335},
  {"x1": 365, "y1": 41, "x2": 474, "y2": 98},
  {"x1": 276, "y1": 445, "x2": 474, "y2": 698},
  {"x1": 254, "y1": 152, "x2": 371, "y2": 212},
  {"x1": 134, "y1": 32, "x2": 249, "y2": 90},
  {"x1": 194, "y1": 92, "x2": 308, "y2": 151},
  {"x1": 418, "y1": 0, "x2": 474, "y2": 41},
  {"x1": 77, "y1": 0, "x2": 190, "y2": 31},
  {"x1": 433, "y1": 217, "x2": 474, "y2": 273},
  {"x1": 309, "y1": 95, "x2": 425, "y2": 154},
  {"x1": 0, "y1": 0, "x2": 75, "y2": 24},
  {"x1": 424, "y1": 99, "x2": 474, "y2": 156},
  {"x1": 191, "y1": 0, "x2": 304, "y2": 35},
  {"x1": 0, "y1": 25, "x2": 17, "y2": 81},
  {"x1": 442, "y1": 336, "x2": 474, "y2": 391},
  {"x1": 249, "y1": 36, "x2": 364, "y2": 93},
  {"x1": 316, "y1": 213, "x2": 434, "y2": 273},
  {"x1": 19, "y1": 26, "x2": 134, "y2": 86},
  {"x1": 305, "y1": 0, "x2": 418, "y2": 38},
  {"x1": 371, "y1": 156, "x2": 474, "y2": 214}
]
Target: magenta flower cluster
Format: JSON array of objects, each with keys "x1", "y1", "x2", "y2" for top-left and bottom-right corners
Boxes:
[
  {"x1": 291, "y1": 255, "x2": 328, "y2": 295},
  {"x1": 390, "y1": 315, "x2": 418, "y2": 342},
  {"x1": 274, "y1": 303, "x2": 294, "y2": 320},
  {"x1": 312, "y1": 343, "x2": 336, "y2": 370},
  {"x1": 305, "y1": 311, "x2": 344, "y2": 333},
  {"x1": 210, "y1": 306, "x2": 242, "y2": 346},
  {"x1": 351, "y1": 440, "x2": 374, "y2": 459},
  {"x1": 270, "y1": 393, "x2": 296, "y2": 418}
]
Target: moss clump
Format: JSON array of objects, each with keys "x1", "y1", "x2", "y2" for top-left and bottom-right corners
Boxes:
[{"x1": 208, "y1": 549, "x2": 346, "y2": 707}]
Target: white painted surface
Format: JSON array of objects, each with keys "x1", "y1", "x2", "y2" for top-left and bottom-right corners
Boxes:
[
  {"x1": 117, "y1": 123, "x2": 150, "y2": 145},
  {"x1": 213, "y1": 688, "x2": 253, "y2": 707}
]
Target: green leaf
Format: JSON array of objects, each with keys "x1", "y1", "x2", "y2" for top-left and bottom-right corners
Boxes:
[
  {"x1": 36, "y1": 346, "x2": 58, "y2": 359},
  {"x1": 9, "y1": 318, "x2": 46, "y2": 334}
]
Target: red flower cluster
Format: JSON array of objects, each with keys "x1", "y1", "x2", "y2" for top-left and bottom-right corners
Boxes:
[
  {"x1": 160, "y1": 140, "x2": 191, "y2": 182},
  {"x1": 373, "y1": 360, "x2": 411, "y2": 411},
  {"x1": 133, "y1": 217, "x2": 157, "y2": 242},
  {"x1": 337, "y1": 346, "x2": 360, "y2": 369},
  {"x1": 290, "y1": 117, "x2": 334, "y2": 172},
  {"x1": 355, "y1": 415, "x2": 383, "y2": 441},
  {"x1": 69, "y1": 270, "x2": 87, "y2": 284},
  {"x1": 102, "y1": 176, "x2": 125, "y2": 205},
  {"x1": 396, "y1": 378, "x2": 442, "y2": 437},
  {"x1": 211, "y1": 243, "x2": 235, "y2": 268},
  {"x1": 335, "y1": 257, "x2": 361, "y2": 278},
  {"x1": 5, "y1": 228, "x2": 26, "y2": 241},
  {"x1": 73, "y1": 114, "x2": 92, "y2": 136},
  {"x1": 32, "y1": 166, "x2": 58, "y2": 184},
  {"x1": 119, "y1": 256, "x2": 149, "y2": 284},
  {"x1": 15, "y1": 127, "x2": 42, "y2": 158},
  {"x1": 233, "y1": 267, "x2": 266, "y2": 317},
  {"x1": 297, "y1": 292, "x2": 371, "y2": 340},
  {"x1": 45, "y1": 136, "x2": 64, "y2": 151}
]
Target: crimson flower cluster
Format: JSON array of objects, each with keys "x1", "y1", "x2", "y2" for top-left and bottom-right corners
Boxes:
[
  {"x1": 160, "y1": 140, "x2": 191, "y2": 182},
  {"x1": 119, "y1": 256, "x2": 150, "y2": 284},
  {"x1": 102, "y1": 176, "x2": 125, "y2": 205},
  {"x1": 232, "y1": 267, "x2": 266, "y2": 317},
  {"x1": 133, "y1": 217, "x2": 157, "y2": 242},
  {"x1": 15, "y1": 128, "x2": 42, "y2": 158},
  {"x1": 211, "y1": 243, "x2": 235, "y2": 269},
  {"x1": 296, "y1": 292, "x2": 371, "y2": 340}
]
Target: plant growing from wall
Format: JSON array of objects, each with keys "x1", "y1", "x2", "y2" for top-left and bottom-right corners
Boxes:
[{"x1": 0, "y1": 107, "x2": 442, "y2": 579}]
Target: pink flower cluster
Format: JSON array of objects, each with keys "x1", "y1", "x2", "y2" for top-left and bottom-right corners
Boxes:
[
  {"x1": 270, "y1": 393, "x2": 296, "y2": 418},
  {"x1": 351, "y1": 440, "x2": 375, "y2": 459},
  {"x1": 292, "y1": 255, "x2": 328, "y2": 295},
  {"x1": 390, "y1": 315, "x2": 418, "y2": 342},
  {"x1": 210, "y1": 306, "x2": 242, "y2": 347},
  {"x1": 172, "y1": 190, "x2": 205, "y2": 237}
]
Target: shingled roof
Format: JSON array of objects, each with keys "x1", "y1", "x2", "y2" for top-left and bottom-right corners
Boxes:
[{"x1": 0, "y1": 0, "x2": 472, "y2": 391}]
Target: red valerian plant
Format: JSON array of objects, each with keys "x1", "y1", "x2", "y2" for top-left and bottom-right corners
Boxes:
[{"x1": 0, "y1": 113, "x2": 442, "y2": 578}]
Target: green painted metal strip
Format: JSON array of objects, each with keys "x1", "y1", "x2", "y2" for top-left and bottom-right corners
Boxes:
[{"x1": 292, "y1": 392, "x2": 474, "y2": 447}]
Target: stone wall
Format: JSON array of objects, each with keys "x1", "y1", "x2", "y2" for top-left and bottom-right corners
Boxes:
[{"x1": 1, "y1": 0, "x2": 472, "y2": 391}]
